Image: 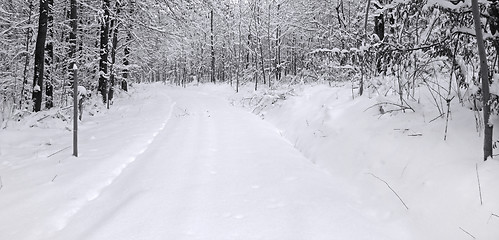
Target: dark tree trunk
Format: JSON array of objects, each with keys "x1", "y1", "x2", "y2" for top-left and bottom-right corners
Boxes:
[
  {"x1": 122, "y1": 42, "x2": 130, "y2": 91},
  {"x1": 374, "y1": 14, "x2": 384, "y2": 41},
  {"x1": 98, "y1": 0, "x2": 110, "y2": 104},
  {"x1": 122, "y1": 0, "x2": 133, "y2": 92},
  {"x1": 44, "y1": 0, "x2": 54, "y2": 109},
  {"x1": 108, "y1": 1, "x2": 120, "y2": 104},
  {"x1": 69, "y1": 0, "x2": 77, "y2": 66},
  {"x1": 210, "y1": 9, "x2": 216, "y2": 83},
  {"x1": 471, "y1": 0, "x2": 493, "y2": 160},
  {"x1": 32, "y1": 0, "x2": 49, "y2": 112}
]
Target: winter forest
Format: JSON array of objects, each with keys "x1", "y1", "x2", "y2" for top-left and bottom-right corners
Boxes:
[{"x1": 1, "y1": 0, "x2": 499, "y2": 239}]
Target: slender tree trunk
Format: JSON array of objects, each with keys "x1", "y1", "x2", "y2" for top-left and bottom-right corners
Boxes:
[
  {"x1": 259, "y1": 37, "x2": 266, "y2": 86},
  {"x1": 254, "y1": 54, "x2": 258, "y2": 91},
  {"x1": 20, "y1": 0, "x2": 33, "y2": 109},
  {"x1": 364, "y1": 0, "x2": 371, "y2": 39},
  {"x1": 236, "y1": 0, "x2": 242, "y2": 92},
  {"x1": 293, "y1": 36, "x2": 297, "y2": 75},
  {"x1": 122, "y1": 42, "x2": 130, "y2": 91},
  {"x1": 44, "y1": 0, "x2": 54, "y2": 109},
  {"x1": 210, "y1": 9, "x2": 216, "y2": 84},
  {"x1": 471, "y1": 0, "x2": 493, "y2": 160},
  {"x1": 32, "y1": 0, "x2": 49, "y2": 112},
  {"x1": 98, "y1": 0, "x2": 110, "y2": 104},
  {"x1": 108, "y1": 1, "x2": 120, "y2": 105},
  {"x1": 69, "y1": 0, "x2": 77, "y2": 67},
  {"x1": 267, "y1": 3, "x2": 273, "y2": 87},
  {"x1": 122, "y1": 0, "x2": 133, "y2": 92},
  {"x1": 275, "y1": 3, "x2": 281, "y2": 82}
]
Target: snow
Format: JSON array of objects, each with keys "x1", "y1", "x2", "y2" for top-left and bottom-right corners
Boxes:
[
  {"x1": 77, "y1": 86, "x2": 87, "y2": 97},
  {"x1": 227, "y1": 83, "x2": 499, "y2": 240},
  {"x1": 423, "y1": 0, "x2": 470, "y2": 10},
  {"x1": 0, "y1": 83, "x2": 498, "y2": 239}
]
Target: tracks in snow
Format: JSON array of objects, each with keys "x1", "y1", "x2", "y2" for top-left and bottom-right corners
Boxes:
[
  {"x1": 48, "y1": 98, "x2": 177, "y2": 235},
  {"x1": 47, "y1": 88, "x2": 393, "y2": 240}
]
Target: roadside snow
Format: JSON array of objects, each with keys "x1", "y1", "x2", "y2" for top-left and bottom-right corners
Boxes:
[
  {"x1": 0, "y1": 85, "x2": 175, "y2": 239},
  {"x1": 225, "y1": 83, "x2": 499, "y2": 240}
]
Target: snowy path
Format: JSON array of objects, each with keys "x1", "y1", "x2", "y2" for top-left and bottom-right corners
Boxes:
[
  {"x1": 2, "y1": 85, "x2": 403, "y2": 240},
  {"x1": 58, "y1": 88, "x2": 399, "y2": 240}
]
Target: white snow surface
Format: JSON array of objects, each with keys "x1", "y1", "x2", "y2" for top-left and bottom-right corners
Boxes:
[{"x1": 0, "y1": 83, "x2": 498, "y2": 239}]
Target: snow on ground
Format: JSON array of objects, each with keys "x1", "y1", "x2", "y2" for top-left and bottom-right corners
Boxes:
[
  {"x1": 0, "y1": 85, "x2": 175, "y2": 239},
  {"x1": 221, "y1": 82, "x2": 499, "y2": 240},
  {"x1": 0, "y1": 82, "x2": 498, "y2": 239}
]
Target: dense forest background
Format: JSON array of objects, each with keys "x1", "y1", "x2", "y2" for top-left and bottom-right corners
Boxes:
[{"x1": 1, "y1": 0, "x2": 499, "y2": 157}]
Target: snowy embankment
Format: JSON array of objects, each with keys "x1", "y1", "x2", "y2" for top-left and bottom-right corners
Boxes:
[
  {"x1": 217, "y1": 83, "x2": 499, "y2": 240},
  {"x1": 0, "y1": 85, "x2": 175, "y2": 239}
]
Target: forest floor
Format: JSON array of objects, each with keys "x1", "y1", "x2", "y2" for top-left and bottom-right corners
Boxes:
[{"x1": 0, "y1": 82, "x2": 498, "y2": 239}]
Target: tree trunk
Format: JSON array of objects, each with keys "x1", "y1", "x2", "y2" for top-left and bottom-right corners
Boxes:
[
  {"x1": 364, "y1": 0, "x2": 371, "y2": 39},
  {"x1": 122, "y1": 0, "x2": 133, "y2": 92},
  {"x1": 20, "y1": 0, "x2": 33, "y2": 109},
  {"x1": 267, "y1": 3, "x2": 273, "y2": 87},
  {"x1": 68, "y1": 0, "x2": 77, "y2": 67},
  {"x1": 108, "y1": 1, "x2": 120, "y2": 104},
  {"x1": 122, "y1": 42, "x2": 130, "y2": 91},
  {"x1": 98, "y1": 0, "x2": 110, "y2": 104},
  {"x1": 374, "y1": 13, "x2": 385, "y2": 41},
  {"x1": 210, "y1": 9, "x2": 216, "y2": 84},
  {"x1": 259, "y1": 37, "x2": 266, "y2": 86},
  {"x1": 275, "y1": 4, "x2": 281, "y2": 82},
  {"x1": 122, "y1": 40, "x2": 130, "y2": 91},
  {"x1": 44, "y1": 0, "x2": 54, "y2": 109},
  {"x1": 32, "y1": 0, "x2": 49, "y2": 112},
  {"x1": 236, "y1": 0, "x2": 242, "y2": 93},
  {"x1": 471, "y1": 0, "x2": 493, "y2": 160}
]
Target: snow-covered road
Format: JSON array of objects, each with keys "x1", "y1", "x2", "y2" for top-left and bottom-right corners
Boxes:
[
  {"x1": 0, "y1": 85, "x2": 413, "y2": 239},
  {"x1": 48, "y1": 87, "x2": 398, "y2": 240}
]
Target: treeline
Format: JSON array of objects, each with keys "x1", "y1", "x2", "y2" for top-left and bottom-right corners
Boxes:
[
  {"x1": 1, "y1": 0, "x2": 498, "y2": 158},
  {"x1": 0, "y1": 0, "x2": 174, "y2": 114}
]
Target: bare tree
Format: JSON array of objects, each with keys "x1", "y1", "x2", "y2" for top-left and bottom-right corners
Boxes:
[
  {"x1": 210, "y1": 9, "x2": 216, "y2": 83},
  {"x1": 471, "y1": 0, "x2": 493, "y2": 160},
  {"x1": 44, "y1": 0, "x2": 54, "y2": 109},
  {"x1": 20, "y1": 0, "x2": 34, "y2": 109},
  {"x1": 32, "y1": 0, "x2": 50, "y2": 112},
  {"x1": 98, "y1": 0, "x2": 111, "y2": 103},
  {"x1": 108, "y1": 0, "x2": 121, "y2": 105}
]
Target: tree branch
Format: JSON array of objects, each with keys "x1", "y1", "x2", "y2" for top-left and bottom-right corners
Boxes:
[{"x1": 367, "y1": 173, "x2": 409, "y2": 210}]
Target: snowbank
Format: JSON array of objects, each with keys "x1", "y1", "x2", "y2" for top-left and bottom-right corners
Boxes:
[{"x1": 222, "y1": 83, "x2": 499, "y2": 240}]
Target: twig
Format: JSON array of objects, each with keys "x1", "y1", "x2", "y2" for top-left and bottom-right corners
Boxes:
[
  {"x1": 51, "y1": 175, "x2": 58, "y2": 182},
  {"x1": 408, "y1": 133, "x2": 422, "y2": 137},
  {"x1": 365, "y1": 102, "x2": 415, "y2": 114},
  {"x1": 400, "y1": 98, "x2": 415, "y2": 113},
  {"x1": 367, "y1": 173, "x2": 409, "y2": 210},
  {"x1": 476, "y1": 163, "x2": 483, "y2": 205},
  {"x1": 37, "y1": 114, "x2": 51, "y2": 122},
  {"x1": 47, "y1": 146, "x2": 71, "y2": 158},
  {"x1": 394, "y1": 128, "x2": 410, "y2": 131},
  {"x1": 400, "y1": 162, "x2": 410, "y2": 178},
  {"x1": 487, "y1": 213, "x2": 499, "y2": 223},
  {"x1": 444, "y1": 96, "x2": 455, "y2": 141},
  {"x1": 429, "y1": 113, "x2": 445, "y2": 123},
  {"x1": 459, "y1": 227, "x2": 476, "y2": 239}
]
